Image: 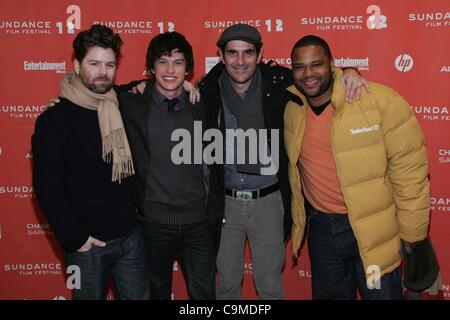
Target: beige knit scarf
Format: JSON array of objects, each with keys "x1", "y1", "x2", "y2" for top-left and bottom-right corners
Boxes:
[{"x1": 60, "y1": 72, "x2": 134, "y2": 183}]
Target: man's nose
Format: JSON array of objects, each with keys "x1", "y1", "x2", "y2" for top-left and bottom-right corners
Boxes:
[
  {"x1": 237, "y1": 54, "x2": 245, "y2": 65},
  {"x1": 167, "y1": 62, "x2": 175, "y2": 73},
  {"x1": 98, "y1": 64, "x2": 107, "y2": 75},
  {"x1": 304, "y1": 66, "x2": 313, "y2": 77}
]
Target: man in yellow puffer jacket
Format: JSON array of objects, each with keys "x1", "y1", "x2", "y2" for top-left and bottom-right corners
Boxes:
[{"x1": 284, "y1": 35, "x2": 430, "y2": 299}]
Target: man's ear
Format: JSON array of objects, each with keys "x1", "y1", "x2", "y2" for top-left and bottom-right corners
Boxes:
[
  {"x1": 330, "y1": 59, "x2": 335, "y2": 72},
  {"x1": 73, "y1": 59, "x2": 80, "y2": 75},
  {"x1": 218, "y1": 49, "x2": 225, "y2": 64},
  {"x1": 256, "y1": 49, "x2": 263, "y2": 64}
]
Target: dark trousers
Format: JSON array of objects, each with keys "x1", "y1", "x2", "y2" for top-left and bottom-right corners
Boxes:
[
  {"x1": 140, "y1": 219, "x2": 216, "y2": 300},
  {"x1": 63, "y1": 226, "x2": 150, "y2": 300},
  {"x1": 307, "y1": 205, "x2": 403, "y2": 300}
]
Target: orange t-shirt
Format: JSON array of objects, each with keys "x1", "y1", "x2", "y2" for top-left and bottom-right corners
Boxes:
[{"x1": 298, "y1": 104, "x2": 347, "y2": 214}]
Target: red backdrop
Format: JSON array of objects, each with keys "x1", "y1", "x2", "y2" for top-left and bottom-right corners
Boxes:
[{"x1": 0, "y1": 0, "x2": 449, "y2": 300}]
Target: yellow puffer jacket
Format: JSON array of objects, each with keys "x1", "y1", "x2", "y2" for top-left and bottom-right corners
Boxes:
[{"x1": 284, "y1": 68, "x2": 430, "y2": 278}]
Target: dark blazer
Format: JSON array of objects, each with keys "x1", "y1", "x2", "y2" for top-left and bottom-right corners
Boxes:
[{"x1": 118, "y1": 81, "x2": 205, "y2": 211}]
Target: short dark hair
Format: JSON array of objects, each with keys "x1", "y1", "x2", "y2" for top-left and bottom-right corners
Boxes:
[
  {"x1": 73, "y1": 24, "x2": 123, "y2": 63},
  {"x1": 291, "y1": 35, "x2": 332, "y2": 60},
  {"x1": 146, "y1": 31, "x2": 194, "y2": 73}
]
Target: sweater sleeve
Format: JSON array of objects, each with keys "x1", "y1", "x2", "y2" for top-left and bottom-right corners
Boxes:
[
  {"x1": 381, "y1": 90, "x2": 430, "y2": 242},
  {"x1": 32, "y1": 110, "x2": 90, "y2": 252}
]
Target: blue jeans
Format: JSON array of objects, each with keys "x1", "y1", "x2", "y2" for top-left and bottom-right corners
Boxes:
[
  {"x1": 307, "y1": 205, "x2": 403, "y2": 300},
  {"x1": 63, "y1": 226, "x2": 150, "y2": 300},
  {"x1": 140, "y1": 219, "x2": 216, "y2": 300}
]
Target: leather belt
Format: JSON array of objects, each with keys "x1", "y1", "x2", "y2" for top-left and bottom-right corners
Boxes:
[{"x1": 225, "y1": 183, "x2": 279, "y2": 201}]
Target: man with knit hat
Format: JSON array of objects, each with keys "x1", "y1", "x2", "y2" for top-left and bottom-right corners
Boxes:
[
  {"x1": 32, "y1": 24, "x2": 150, "y2": 300},
  {"x1": 198, "y1": 23, "x2": 369, "y2": 299}
]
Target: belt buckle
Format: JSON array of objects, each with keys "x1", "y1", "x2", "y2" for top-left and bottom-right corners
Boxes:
[{"x1": 236, "y1": 191, "x2": 253, "y2": 201}]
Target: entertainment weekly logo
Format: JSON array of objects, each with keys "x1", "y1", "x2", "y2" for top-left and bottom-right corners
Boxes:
[
  {"x1": 0, "y1": 103, "x2": 47, "y2": 120},
  {"x1": 408, "y1": 11, "x2": 450, "y2": 28},
  {"x1": 431, "y1": 196, "x2": 450, "y2": 213},
  {"x1": 334, "y1": 57, "x2": 370, "y2": 71},
  {"x1": 204, "y1": 18, "x2": 284, "y2": 34},
  {"x1": 0, "y1": 185, "x2": 35, "y2": 199},
  {"x1": 3, "y1": 262, "x2": 63, "y2": 276},
  {"x1": 298, "y1": 5, "x2": 387, "y2": 31},
  {"x1": 0, "y1": 5, "x2": 81, "y2": 36},
  {"x1": 23, "y1": 61, "x2": 66, "y2": 74},
  {"x1": 92, "y1": 20, "x2": 174, "y2": 35},
  {"x1": 410, "y1": 105, "x2": 450, "y2": 122}
]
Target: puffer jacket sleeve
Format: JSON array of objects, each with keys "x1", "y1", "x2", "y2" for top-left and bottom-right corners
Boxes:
[{"x1": 381, "y1": 88, "x2": 430, "y2": 242}]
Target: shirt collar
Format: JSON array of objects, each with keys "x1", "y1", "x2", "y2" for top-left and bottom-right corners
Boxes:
[{"x1": 152, "y1": 85, "x2": 187, "y2": 111}]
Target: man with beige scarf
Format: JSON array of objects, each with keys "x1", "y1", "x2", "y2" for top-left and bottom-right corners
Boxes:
[{"x1": 32, "y1": 25, "x2": 150, "y2": 300}]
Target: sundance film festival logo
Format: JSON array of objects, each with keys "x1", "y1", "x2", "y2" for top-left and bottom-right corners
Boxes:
[
  {"x1": 23, "y1": 61, "x2": 66, "y2": 74},
  {"x1": 26, "y1": 223, "x2": 52, "y2": 237},
  {"x1": 0, "y1": 20, "x2": 52, "y2": 35},
  {"x1": 395, "y1": 54, "x2": 414, "y2": 72},
  {"x1": 171, "y1": 122, "x2": 279, "y2": 175},
  {"x1": 299, "y1": 5, "x2": 387, "y2": 31},
  {"x1": 0, "y1": 5, "x2": 81, "y2": 36},
  {"x1": 431, "y1": 196, "x2": 450, "y2": 212},
  {"x1": 0, "y1": 186, "x2": 35, "y2": 199},
  {"x1": 204, "y1": 18, "x2": 284, "y2": 34},
  {"x1": 411, "y1": 105, "x2": 449, "y2": 121},
  {"x1": 93, "y1": 20, "x2": 174, "y2": 35},
  {"x1": 3, "y1": 263, "x2": 62, "y2": 276},
  {"x1": 1, "y1": 104, "x2": 46, "y2": 119},
  {"x1": 334, "y1": 57, "x2": 370, "y2": 71},
  {"x1": 408, "y1": 12, "x2": 450, "y2": 28},
  {"x1": 56, "y1": 5, "x2": 81, "y2": 34},
  {"x1": 438, "y1": 149, "x2": 450, "y2": 164}
]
